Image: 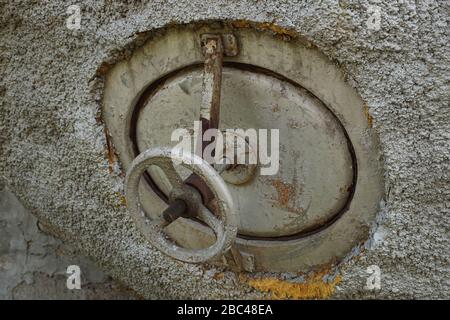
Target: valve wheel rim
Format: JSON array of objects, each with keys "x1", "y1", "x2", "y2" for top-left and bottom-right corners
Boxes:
[{"x1": 125, "y1": 147, "x2": 238, "y2": 263}]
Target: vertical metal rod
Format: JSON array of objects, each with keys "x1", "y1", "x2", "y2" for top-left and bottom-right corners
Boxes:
[
  {"x1": 163, "y1": 36, "x2": 228, "y2": 224},
  {"x1": 197, "y1": 36, "x2": 224, "y2": 158},
  {"x1": 185, "y1": 36, "x2": 226, "y2": 208}
]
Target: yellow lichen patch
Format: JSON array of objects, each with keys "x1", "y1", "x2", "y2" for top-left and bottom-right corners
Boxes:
[
  {"x1": 116, "y1": 192, "x2": 127, "y2": 207},
  {"x1": 270, "y1": 179, "x2": 294, "y2": 207},
  {"x1": 243, "y1": 271, "x2": 341, "y2": 300}
]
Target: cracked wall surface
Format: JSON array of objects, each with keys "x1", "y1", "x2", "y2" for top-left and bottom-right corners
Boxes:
[
  {"x1": 0, "y1": 1, "x2": 449, "y2": 299},
  {"x1": 0, "y1": 187, "x2": 138, "y2": 299}
]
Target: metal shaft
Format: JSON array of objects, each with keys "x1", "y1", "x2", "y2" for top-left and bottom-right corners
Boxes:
[
  {"x1": 162, "y1": 35, "x2": 230, "y2": 224},
  {"x1": 196, "y1": 36, "x2": 223, "y2": 157},
  {"x1": 162, "y1": 163, "x2": 230, "y2": 223}
]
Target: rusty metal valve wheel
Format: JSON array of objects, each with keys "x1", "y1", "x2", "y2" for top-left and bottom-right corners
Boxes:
[{"x1": 125, "y1": 147, "x2": 238, "y2": 263}]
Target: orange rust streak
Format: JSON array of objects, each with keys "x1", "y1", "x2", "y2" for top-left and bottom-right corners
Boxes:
[
  {"x1": 364, "y1": 104, "x2": 373, "y2": 128},
  {"x1": 103, "y1": 126, "x2": 114, "y2": 174},
  {"x1": 231, "y1": 20, "x2": 297, "y2": 40},
  {"x1": 258, "y1": 22, "x2": 297, "y2": 39},
  {"x1": 271, "y1": 180, "x2": 294, "y2": 207},
  {"x1": 269, "y1": 179, "x2": 304, "y2": 214}
]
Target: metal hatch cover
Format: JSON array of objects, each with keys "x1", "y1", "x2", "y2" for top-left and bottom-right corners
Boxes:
[
  {"x1": 134, "y1": 66, "x2": 354, "y2": 238},
  {"x1": 102, "y1": 25, "x2": 384, "y2": 272}
]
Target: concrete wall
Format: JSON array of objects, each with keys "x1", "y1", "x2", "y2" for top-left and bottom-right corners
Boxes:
[
  {"x1": 0, "y1": 1, "x2": 448, "y2": 299},
  {"x1": 0, "y1": 187, "x2": 138, "y2": 299}
]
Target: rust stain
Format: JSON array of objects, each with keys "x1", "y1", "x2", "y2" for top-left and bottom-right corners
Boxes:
[
  {"x1": 242, "y1": 269, "x2": 341, "y2": 300},
  {"x1": 103, "y1": 126, "x2": 115, "y2": 174},
  {"x1": 231, "y1": 19, "x2": 252, "y2": 29},
  {"x1": 258, "y1": 22, "x2": 297, "y2": 40},
  {"x1": 95, "y1": 111, "x2": 102, "y2": 124},
  {"x1": 271, "y1": 104, "x2": 280, "y2": 113},
  {"x1": 271, "y1": 179, "x2": 293, "y2": 207},
  {"x1": 231, "y1": 20, "x2": 297, "y2": 41},
  {"x1": 212, "y1": 272, "x2": 224, "y2": 280},
  {"x1": 269, "y1": 179, "x2": 304, "y2": 214},
  {"x1": 364, "y1": 104, "x2": 373, "y2": 128},
  {"x1": 96, "y1": 62, "x2": 112, "y2": 77}
]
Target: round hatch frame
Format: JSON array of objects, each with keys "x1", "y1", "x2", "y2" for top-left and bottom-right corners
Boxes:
[{"x1": 102, "y1": 24, "x2": 384, "y2": 272}]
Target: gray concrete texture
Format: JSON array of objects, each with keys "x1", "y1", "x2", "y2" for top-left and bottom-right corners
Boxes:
[{"x1": 0, "y1": 1, "x2": 449, "y2": 299}]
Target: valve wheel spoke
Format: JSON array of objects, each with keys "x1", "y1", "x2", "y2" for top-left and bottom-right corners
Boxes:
[{"x1": 125, "y1": 147, "x2": 238, "y2": 263}]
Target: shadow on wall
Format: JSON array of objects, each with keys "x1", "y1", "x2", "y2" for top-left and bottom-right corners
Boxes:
[{"x1": 0, "y1": 187, "x2": 138, "y2": 300}]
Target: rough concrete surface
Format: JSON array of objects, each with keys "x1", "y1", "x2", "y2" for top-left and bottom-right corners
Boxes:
[{"x1": 0, "y1": 1, "x2": 448, "y2": 299}]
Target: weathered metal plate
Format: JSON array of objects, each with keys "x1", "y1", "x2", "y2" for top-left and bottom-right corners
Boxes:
[{"x1": 135, "y1": 67, "x2": 353, "y2": 237}]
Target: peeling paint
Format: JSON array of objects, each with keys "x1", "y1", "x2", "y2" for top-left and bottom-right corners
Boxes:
[{"x1": 364, "y1": 104, "x2": 373, "y2": 128}]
